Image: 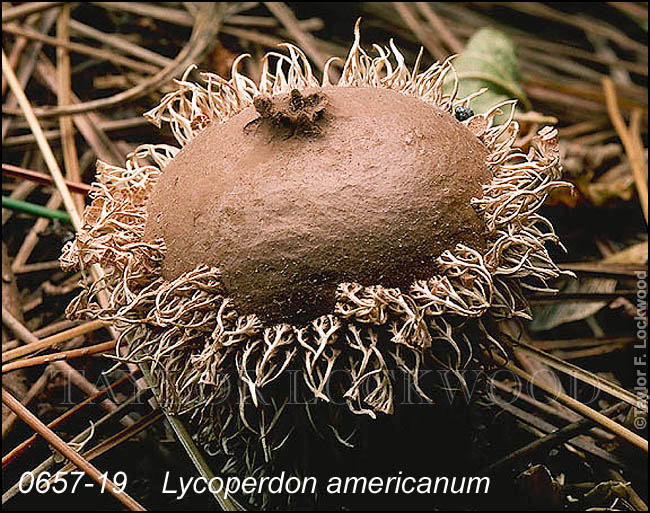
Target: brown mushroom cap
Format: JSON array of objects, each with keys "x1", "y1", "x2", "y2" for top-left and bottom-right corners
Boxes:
[{"x1": 144, "y1": 86, "x2": 492, "y2": 325}]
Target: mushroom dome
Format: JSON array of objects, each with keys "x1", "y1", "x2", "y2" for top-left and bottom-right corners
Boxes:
[
  {"x1": 60, "y1": 24, "x2": 571, "y2": 497},
  {"x1": 144, "y1": 86, "x2": 492, "y2": 324}
]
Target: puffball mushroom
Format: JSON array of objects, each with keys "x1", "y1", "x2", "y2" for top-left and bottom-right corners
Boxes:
[
  {"x1": 61, "y1": 22, "x2": 571, "y2": 475},
  {"x1": 144, "y1": 85, "x2": 492, "y2": 326}
]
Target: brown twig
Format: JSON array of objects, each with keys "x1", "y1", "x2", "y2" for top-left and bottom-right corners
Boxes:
[
  {"x1": 529, "y1": 290, "x2": 638, "y2": 303},
  {"x1": 2, "y1": 368, "x2": 50, "y2": 438},
  {"x1": 56, "y1": 4, "x2": 84, "y2": 214},
  {"x1": 491, "y1": 396, "x2": 626, "y2": 468},
  {"x1": 54, "y1": 409, "x2": 164, "y2": 476},
  {"x1": 504, "y1": 361, "x2": 648, "y2": 453},
  {"x1": 68, "y1": 19, "x2": 173, "y2": 68},
  {"x1": 494, "y1": 2, "x2": 647, "y2": 56},
  {"x1": 2, "y1": 48, "x2": 82, "y2": 229},
  {"x1": 559, "y1": 261, "x2": 647, "y2": 279},
  {"x1": 3, "y1": 319, "x2": 107, "y2": 362},
  {"x1": 2, "y1": 163, "x2": 91, "y2": 194},
  {"x1": 2, "y1": 8, "x2": 59, "y2": 143},
  {"x1": 36, "y1": 57, "x2": 125, "y2": 164},
  {"x1": 91, "y1": 1, "x2": 193, "y2": 26},
  {"x1": 602, "y1": 77, "x2": 648, "y2": 224},
  {"x1": 2, "y1": 370, "x2": 139, "y2": 469},
  {"x1": 415, "y1": 2, "x2": 464, "y2": 54},
  {"x1": 483, "y1": 401, "x2": 630, "y2": 475},
  {"x1": 2, "y1": 23, "x2": 161, "y2": 74},
  {"x1": 1, "y1": 240, "x2": 29, "y2": 440},
  {"x1": 3, "y1": 319, "x2": 77, "y2": 352},
  {"x1": 1, "y1": 307, "x2": 132, "y2": 426},
  {"x1": 533, "y1": 336, "x2": 637, "y2": 352},
  {"x1": 264, "y1": 2, "x2": 328, "y2": 73},
  {"x1": 11, "y1": 191, "x2": 63, "y2": 271},
  {"x1": 2, "y1": 180, "x2": 38, "y2": 226},
  {"x1": 393, "y1": 2, "x2": 446, "y2": 61},
  {"x1": 2, "y1": 340, "x2": 116, "y2": 373},
  {"x1": 1, "y1": 13, "x2": 39, "y2": 97},
  {"x1": 2, "y1": 2, "x2": 62, "y2": 22},
  {"x1": 552, "y1": 342, "x2": 635, "y2": 361},
  {"x1": 1, "y1": 388, "x2": 145, "y2": 511},
  {"x1": 2, "y1": 2, "x2": 225, "y2": 118},
  {"x1": 606, "y1": 2, "x2": 649, "y2": 22},
  {"x1": 492, "y1": 379, "x2": 588, "y2": 427},
  {"x1": 513, "y1": 339, "x2": 645, "y2": 413},
  {"x1": 3, "y1": 117, "x2": 149, "y2": 149}
]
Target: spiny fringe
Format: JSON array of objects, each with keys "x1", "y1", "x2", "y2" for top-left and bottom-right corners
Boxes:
[
  {"x1": 143, "y1": 20, "x2": 466, "y2": 147},
  {"x1": 61, "y1": 26, "x2": 572, "y2": 489}
]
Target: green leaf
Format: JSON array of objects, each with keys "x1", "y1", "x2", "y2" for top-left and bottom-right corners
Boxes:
[{"x1": 446, "y1": 27, "x2": 530, "y2": 121}]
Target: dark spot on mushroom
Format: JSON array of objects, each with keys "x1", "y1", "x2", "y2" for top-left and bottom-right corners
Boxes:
[{"x1": 454, "y1": 106, "x2": 474, "y2": 122}]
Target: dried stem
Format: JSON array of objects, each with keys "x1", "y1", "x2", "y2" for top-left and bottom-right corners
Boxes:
[
  {"x1": 1, "y1": 388, "x2": 145, "y2": 511},
  {"x1": 2, "y1": 319, "x2": 107, "y2": 362},
  {"x1": 504, "y1": 361, "x2": 648, "y2": 453},
  {"x1": 2, "y1": 49, "x2": 82, "y2": 229},
  {"x1": 602, "y1": 77, "x2": 648, "y2": 223},
  {"x1": 2, "y1": 370, "x2": 138, "y2": 469}
]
